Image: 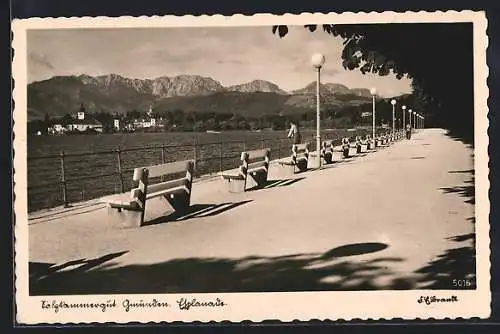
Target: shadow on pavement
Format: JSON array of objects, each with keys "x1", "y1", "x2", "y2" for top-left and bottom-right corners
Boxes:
[
  {"x1": 30, "y1": 235, "x2": 478, "y2": 295},
  {"x1": 418, "y1": 167, "x2": 476, "y2": 290},
  {"x1": 254, "y1": 177, "x2": 305, "y2": 190},
  {"x1": 448, "y1": 169, "x2": 475, "y2": 175},
  {"x1": 445, "y1": 128, "x2": 474, "y2": 148},
  {"x1": 144, "y1": 200, "x2": 253, "y2": 226},
  {"x1": 30, "y1": 242, "x2": 422, "y2": 295},
  {"x1": 30, "y1": 251, "x2": 129, "y2": 293},
  {"x1": 440, "y1": 169, "x2": 475, "y2": 205},
  {"x1": 414, "y1": 231, "x2": 476, "y2": 289}
]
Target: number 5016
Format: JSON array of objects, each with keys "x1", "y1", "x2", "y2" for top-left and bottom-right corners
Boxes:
[{"x1": 453, "y1": 279, "x2": 473, "y2": 287}]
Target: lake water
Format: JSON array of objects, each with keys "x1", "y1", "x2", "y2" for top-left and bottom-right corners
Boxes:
[{"x1": 27, "y1": 128, "x2": 371, "y2": 212}]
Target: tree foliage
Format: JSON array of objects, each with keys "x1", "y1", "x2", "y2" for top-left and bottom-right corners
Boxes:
[{"x1": 273, "y1": 23, "x2": 474, "y2": 135}]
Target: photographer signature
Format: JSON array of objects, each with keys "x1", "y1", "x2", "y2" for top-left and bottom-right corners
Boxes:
[{"x1": 417, "y1": 295, "x2": 458, "y2": 305}]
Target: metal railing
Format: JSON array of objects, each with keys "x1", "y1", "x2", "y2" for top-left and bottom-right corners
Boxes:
[{"x1": 27, "y1": 128, "x2": 393, "y2": 212}]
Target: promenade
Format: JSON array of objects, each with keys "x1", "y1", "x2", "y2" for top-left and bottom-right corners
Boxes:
[{"x1": 28, "y1": 129, "x2": 476, "y2": 294}]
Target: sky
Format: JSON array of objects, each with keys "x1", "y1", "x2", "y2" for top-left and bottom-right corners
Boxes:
[{"x1": 27, "y1": 26, "x2": 412, "y2": 97}]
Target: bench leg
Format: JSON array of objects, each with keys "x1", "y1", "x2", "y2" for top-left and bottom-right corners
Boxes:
[
  {"x1": 165, "y1": 192, "x2": 190, "y2": 213},
  {"x1": 224, "y1": 178, "x2": 246, "y2": 193},
  {"x1": 296, "y1": 159, "x2": 308, "y2": 172},
  {"x1": 107, "y1": 206, "x2": 145, "y2": 227},
  {"x1": 323, "y1": 152, "x2": 333, "y2": 164},
  {"x1": 247, "y1": 170, "x2": 268, "y2": 189}
]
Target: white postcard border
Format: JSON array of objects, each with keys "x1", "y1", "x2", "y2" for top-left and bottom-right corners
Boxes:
[{"x1": 12, "y1": 10, "x2": 491, "y2": 324}]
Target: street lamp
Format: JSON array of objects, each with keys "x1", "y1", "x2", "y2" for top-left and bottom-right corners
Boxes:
[
  {"x1": 413, "y1": 111, "x2": 417, "y2": 132},
  {"x1": 311, "y1": 53, "x2": 325, "y2": 168},
  {"x1": 408, "y1": 109, "x2": 413, "y2": 130},
  {"x1": 402, "y1": 105, "x2": 407, "y2": 130},
  {"x1": 370, "y1": 87, "x2": 377, "y2": 147},
  {"x1": 391, "y1": 99, "x2": 396, "y2": 137}
]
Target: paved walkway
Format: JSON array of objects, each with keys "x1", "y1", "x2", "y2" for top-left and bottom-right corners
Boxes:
[{"x1": 29, "y1": 129, "x2": 475, "y2": 294}]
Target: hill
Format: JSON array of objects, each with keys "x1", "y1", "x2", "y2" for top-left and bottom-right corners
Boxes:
[
  {"x1": 27, "y1": 74, "x2": 379, "y2": 121},
  {"x1": 227, "y1": 80, "x2": 288, "y2": 95}
]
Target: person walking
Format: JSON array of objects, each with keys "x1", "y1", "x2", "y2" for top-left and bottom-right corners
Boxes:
[
  {"x1": 287, "y1": 121, "x2": 302, "y2": 145},
  {"x1": 406, "y1": 123, "x2": 412, "y2": 140}
]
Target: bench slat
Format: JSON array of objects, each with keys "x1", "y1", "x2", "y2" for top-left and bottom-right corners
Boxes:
[
  {"x1": 134, "y1": 160, "x2": 194, "y2": 180},
  {"x1": 146, "y1": 185, "x2": 189, "y2": 199},
  {"x1": 294, "y1": 143, "x2": 309, "y2": 152},
  {"x1": 247, "y1": 161, "x2": 267, "y2": 171},
  {"x1": 246, "y1": 148, "x2": 270, "y2": 161},
  {"x1": 147, "y1": 178, "x2": 189, "y2": 195}
]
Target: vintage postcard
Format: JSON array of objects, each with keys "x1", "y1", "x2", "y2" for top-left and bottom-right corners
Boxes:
[{"x1": 12, "y1": 11, "x2": 490, "y2": 324}]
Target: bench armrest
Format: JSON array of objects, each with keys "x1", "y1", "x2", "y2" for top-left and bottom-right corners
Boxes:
[
  {"x1": 277, "y1": 159, "x2": 295, "y2": 166},
  {"x1": 107, "y1": 199, "x2": 141, "y2": 211},
  {"x1": 220, "y1": 168, "x2": 245, "y2": 180}
]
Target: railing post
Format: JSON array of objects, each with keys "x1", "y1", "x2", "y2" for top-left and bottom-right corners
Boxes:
[
  {"x1": 193, "y1": 138, "x2": 198, "y2": 177},
  {"x1": 59, "y1": 150, "x2": 69, "y2": 208},
  {"x1": 160, "y1": 144, "x2": 166, "y2": 182},
  {"x1": 116, "y1": 146, "x2": 124, "y2": 193},
  {"x1": 219, "y1": 136, "x2": 223, "y2": 173}
]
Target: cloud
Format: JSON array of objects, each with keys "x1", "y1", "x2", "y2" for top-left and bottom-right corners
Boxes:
[
  {"x1": 319, "y1": 68, "x2": 341, "y2": 77},
  {"x1": 28, "y1": 52, "x2": 54, "y2": 70},
  {"x1": 216, "y1": 60, "x2": 244, "y2": 65},
  {"x1": 25, "y1": 27, "x2": 412, "y2": 95}
]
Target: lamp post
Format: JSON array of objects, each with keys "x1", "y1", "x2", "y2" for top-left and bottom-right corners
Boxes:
[
  {"x1": 370, "y1": 87, "x2": 377, "y2": 147},
  {"x1": 413, "y1": 111, "x2": 417, "y2": 132},
  {"x1": 391, "y1": 99, "x2": 396, "y2": 137},
  {"x1": 408, "y1": 109, "x2": 413, "y2": 130},
  {"x1": 402, "y1": 105, "x2": 406, "y2": 130},
  {"x1": 311, "y1": 53, "x2": 325, "y2": 168}
]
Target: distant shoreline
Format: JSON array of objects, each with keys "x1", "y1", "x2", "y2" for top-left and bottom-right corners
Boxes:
[{"x1": 29, "y1": 126, "x2": 381, "y2": 137}]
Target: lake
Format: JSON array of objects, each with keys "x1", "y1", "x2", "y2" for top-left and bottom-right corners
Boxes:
[{"x1": 27, "y1": 128, "x2": 371, "y2": 212}]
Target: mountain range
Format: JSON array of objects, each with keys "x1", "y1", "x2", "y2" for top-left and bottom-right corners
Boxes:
[{"x1": 27, "y1": 74, "x2": 375, "y2": 121}]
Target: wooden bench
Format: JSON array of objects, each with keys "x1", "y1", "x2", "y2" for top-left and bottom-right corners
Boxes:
[
  {"x1": 105, "y1": 160, "x2": 195, "y2": 227},
  {"x1": 354, "y1": 136, "x2": 363, "y2": 154},
  {"x1": 341, "y1": 137, "x2": 350, "y2": 158},
  {"x1": 278, "y1": 143, "x2": 310, "y2": 173},
  {"x1": 220, "y1": 148, "x2": 270, "y2": 192},
  {"x1": 384, "y1": 133, "x2": 390, "y2": 144},
  {"x1": 380, "y1": 134, "x2": 386, "y2": 145},
  {"x1": 321, "y1": 139, "x2": 337, "y2": 164},
  {"x1": 364, "y1": 134, "x2": 372, "y2": 150},
  {"x1": 382, "y1": 133, "x2": 389, "y2": 145}
]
